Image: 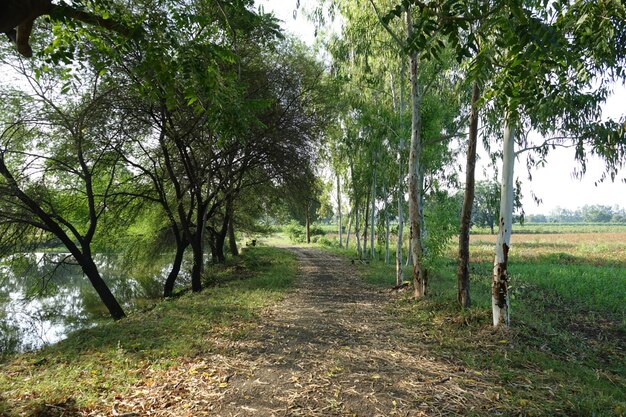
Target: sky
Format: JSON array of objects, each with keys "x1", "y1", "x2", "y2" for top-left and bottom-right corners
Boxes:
[{"x1": 256, "y1": 0, "x2": 625, "y2": 215}]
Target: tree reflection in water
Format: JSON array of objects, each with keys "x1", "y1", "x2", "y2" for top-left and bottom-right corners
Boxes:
[{"x1": 0, "y1": 252, "x2": 186, "y2": 356}]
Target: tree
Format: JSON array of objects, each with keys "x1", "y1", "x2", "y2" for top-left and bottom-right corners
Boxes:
[{"x1": 0, "y1": 69, "x2": 133, "y2": 320}]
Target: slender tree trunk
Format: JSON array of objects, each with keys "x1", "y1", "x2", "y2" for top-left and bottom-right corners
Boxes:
[
  {"x1": 457, "y1": 81, "x2": 480, "y2": 308},
  {"x1": 363, "y1": 189, "x2": 370, "y2": 257},
  {"x1": 493, "y1": 112, "x2": 516, "y2": 327},
  {"x1": 396, "y1": 157, "x2": 405, "y2": 284},
  {"x1": 384, "y1": 180, "x2": 390, "y2": 264},
  {"x1": 164, "y1": 239, "x2": 188, "y2": 297},
  {"x1": 407, "y1": 10, "x2": 426, "y2": 298},
  {"x1": 355, "y1": 197, "x2": 361, "y2": 258},
  {"x1": 396, "y1": 63, "x2": 406, "y2": 285},
  {"x1": 370, "y1": 165, "x2": 377, "y2": 260},
  {"x1": 417, "y1": 174, "x2": 429, "y2": 293},
  {"x1": 228, "y1": 217, "x2": 238, "y2": 256},
  {"x1": 337, "y1": 174, "x2": 343, "y2": 248},
  {"x1": 305, "y1": 204, "x2": 311, "y2": 244},
  {"x1": 406, "y1": 231, "x2": 412, "y2": 267},
  {"x1": 345, "y1": 208, "x2": 353, "y2": 249}
]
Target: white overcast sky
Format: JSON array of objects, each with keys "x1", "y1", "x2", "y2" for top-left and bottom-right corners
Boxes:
[{"x1": 256, "y1": 0, "x2": 625, "y2": 214}]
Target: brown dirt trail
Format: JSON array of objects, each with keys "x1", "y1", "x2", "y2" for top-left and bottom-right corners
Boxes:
[{"x1": 212, "y1": 247, "x2": 490, "y2": 416}]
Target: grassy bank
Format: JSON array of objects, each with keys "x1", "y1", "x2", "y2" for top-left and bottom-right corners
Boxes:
[
  {"x1": 0, "y1": 247, "x2": 298, "y2": 416},
  {"x1": 340, "y1": 233, "x2": 626, "y2": 416}
]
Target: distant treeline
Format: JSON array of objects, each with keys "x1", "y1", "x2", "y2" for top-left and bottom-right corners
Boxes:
[{"x1": 526, "y1": 205, "x2": 626, "y2": 223}]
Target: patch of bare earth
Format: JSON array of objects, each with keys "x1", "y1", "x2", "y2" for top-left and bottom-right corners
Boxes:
[{"x1": 108, "y1": 247, "x2": 501, "y2": 417}]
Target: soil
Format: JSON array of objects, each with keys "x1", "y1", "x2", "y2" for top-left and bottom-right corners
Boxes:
[
  {"x1": 209, "y1": 247, "x2": 490, "y2": 417},
  {"x1": 104, "y1": 247, "x2": 496, "y2": 417}
]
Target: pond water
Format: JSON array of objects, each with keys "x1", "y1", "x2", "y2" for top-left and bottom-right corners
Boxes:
[{"x1": 0, "y1": 252, "x2": 188, "y2": 356}]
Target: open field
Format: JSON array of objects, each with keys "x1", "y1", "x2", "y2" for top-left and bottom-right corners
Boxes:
[{"x1": 472, "y1": 223, "x2": 626, "y2": 234}]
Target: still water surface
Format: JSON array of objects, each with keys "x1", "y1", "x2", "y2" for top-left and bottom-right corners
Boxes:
[{"x1": 0, "y1": 252, "x2": 186, "y2": 355}]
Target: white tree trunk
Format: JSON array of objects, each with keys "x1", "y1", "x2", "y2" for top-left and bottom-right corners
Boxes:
[
  {"x1": 370, "y1": 164, "x2": 377, "y2": 260},
  {"x1": 355, "y1": 202, "x2": 362, "y2": 258},
  {"x1": 351, "y1": 160, "x2": 362, "y2": 259},
  {"x1": 345, "y1": 208, "x2": 353, "y2": 249},
  {"x1": 406, "y1": 12, "x2": 426, "y2": 298},
  {"x1": 363, "y1": 195, "x2": 368, "y2": 256},
  {"x1": 492, "y1": 113, "x2": 516, "y2": 327},
  {"x1": 337, "y1": 174, "x2": 343, "y2": 248},
  {"x1": 384, "y1": 179, "x2": 390, "y2": 264},
  {"x1": 396, "y1": 141, "x2": 405, "y2": 284},
  {"x1": 396, "y1": 63, "x2": 406, "y2": 285}
]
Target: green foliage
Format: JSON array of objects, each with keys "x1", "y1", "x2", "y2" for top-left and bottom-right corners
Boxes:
[
  {"x1": 285, "y1": 221, "x2": 326, "y2": 243},
  {"x1": 423, "y1": 191, "x2": 459, "y2": 270}
]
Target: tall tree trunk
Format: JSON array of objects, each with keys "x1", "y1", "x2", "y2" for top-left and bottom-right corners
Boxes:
[
  {"x1": 354, "y1": 197, "x2": 361, "y2": 258},
  {"x1": 370, "y1": 165, "x2": 377, "y2": 260},
  {"x1": 384, "y1": 179, "x2": 390, "y2": 264},
  {"x1": 396, "y1": 62, "x2": 406, "y2": 285},
  {"x1": 493, "y1": 112, "x2": 516, "y2": 327},
  {"x1": 305, "y1": 203, "x2": 311, "y2": 244},
  {"x1": 457, "y1": 81, "x2": 480, "y2": 308},
  {"x1": 363, "y1": 188, "x2": 370, "y2": 257},
  {"x1": 345, "y1": 208, "x2": 353, "y2": 249},
  {"x1": 164, "y1": 239, "x2": 188, "y2": 297},
  {"x1": 228, "y1": 216, "x2": 238, "y2": 256},
  {"x1": 407, "y1": 10, "x2": 426, "y2": 298},
  {"x1": 337, "y1": 174, "x2": 343, "y2": 248},
  {"x1": 396, "y1": 155, "x2": 405, "y2": 284}
]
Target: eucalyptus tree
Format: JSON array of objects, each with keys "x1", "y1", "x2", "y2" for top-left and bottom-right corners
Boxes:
[
  {"x1": 322, "y1": 0, "x2": 463, "y2": 292},
  {"x1": 482, "y1": 0, "x2": 626, "y2": 326},
  {"x1": 330, "y1": 0, "x2": 464, "y2": 296}
]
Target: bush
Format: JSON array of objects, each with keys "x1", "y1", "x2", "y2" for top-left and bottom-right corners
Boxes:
[
  {"x1": 286, "y1": 221, "x2": 305, "y2": 243},
  {"x1": 285, "y1": 221, "x2": 326, "y2": 243}
]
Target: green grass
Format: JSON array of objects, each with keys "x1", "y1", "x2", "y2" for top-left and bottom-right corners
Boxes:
[
  {"x1": 340, "y1": 235, "x2": 626, "y2": 417},
  {"x1": 0, "y1": 247, "x2": 298, "y2": 416}
]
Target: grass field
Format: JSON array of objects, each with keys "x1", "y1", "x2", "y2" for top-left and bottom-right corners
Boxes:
[{"x1": 338, "y1": 227, "x2": 626, "y2": 416}]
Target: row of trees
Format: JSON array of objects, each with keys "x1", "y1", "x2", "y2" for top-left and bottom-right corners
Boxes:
[
  {"x1": 309, "y1": 0, "x2": 625, "y2": 327},
  {"x1": 527, "y1": 205, "x2": 626, "y2": 223},
  {"x1": 0, "y1": 0, "x2": 333, "y2": 319}
]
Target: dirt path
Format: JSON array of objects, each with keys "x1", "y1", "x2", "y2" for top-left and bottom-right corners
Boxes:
[{"x1": 212, "y1": 247, "x2": 488, "y2": 417}]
